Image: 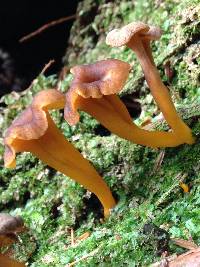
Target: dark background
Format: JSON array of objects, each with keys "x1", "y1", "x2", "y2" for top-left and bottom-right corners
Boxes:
[{"x1": 0, "y1": 1, "x2": 79, "y2": 95}]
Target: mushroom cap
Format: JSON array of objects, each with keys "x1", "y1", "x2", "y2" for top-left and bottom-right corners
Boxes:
[
  {"x1": 106, "y1": 21, "x2": 162, "y2": 47},
  {"x1": 106, "y1": 21, "x2": 149, "y2": 47},
  {"x1": 70, "y1": 59, "x2": 131, "y2": 97},
  {"x1": 64, "y1": 59, "x2": 131, "y2": 125},
  {"x1": 141, "y1": 26, "x2": 162, "y2": 40},
  {"x1": 4, "y1": 89, "x2": 65, "y2": 168},
  {"x1": 0, "y1": 214, "x2": 24, "y2": 235}
]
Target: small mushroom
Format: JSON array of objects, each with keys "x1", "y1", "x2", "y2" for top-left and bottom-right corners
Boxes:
[
  {"x1": 0, "y1": 214, "x2": 24, "y2": 235},
  {"x1": 4, "y1": 89, "x2": 115, "y2": 218},
  {"x1": 64, "y1": 59, "x2": 184, "y2": 148},
  {"x1": 106, "y1": 22, "x2": 194, "y2": 144},
  {"x1": 140, "y1": 25, "x2": 162, "y2": 65},
  {"x1": 65, "y1": 59, "x2": 131, "y2": 125}
]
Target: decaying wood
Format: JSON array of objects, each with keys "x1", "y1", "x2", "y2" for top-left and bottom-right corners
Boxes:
[
  {"x1": 151, "y1": 247, "x2": 200, "y2": 267},
  {"x1": 40, "y1": 60, "x2": 55, "y2": 75},
  {"x1": 152, "y1": 149, "x2": 165, "y2": 174},
  {"x1": 171, "y1": 238, "x2": 198, "y2": 250},
  {"x1": 22, "y1": 59, "x2": 55, "y2": 94},
  {"x1": 65, "y1": 247, "x2": 100, "y2": 267}
]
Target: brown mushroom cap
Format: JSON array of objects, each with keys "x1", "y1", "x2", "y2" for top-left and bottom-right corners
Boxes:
[
  {"x1": 4, "y1": 89, "x2": 65, "y2": 168},
  {"x1": 106, "y1": 21, "x2": 149, "y2": 47},
  {"x1": 0, "y1": 213, "x2": 24, "y2": 235},
  {"x1": 70, "y1": 59, "x2": 131, "y2": 97},
  {"x1": 106, "y1": 22, "x2": 162, "y2": 47},
  {"x1": 64, "y1": 59, "x2": 131, "y2": 125},
  {"x1": 141, "y1": 26, "x2": 162, "y2": 40}
]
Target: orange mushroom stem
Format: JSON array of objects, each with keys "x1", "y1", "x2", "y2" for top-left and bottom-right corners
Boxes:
[
  {"x1": 0, "y1": 254, "x2": 26, "y2": 267},
  {"x1": 106, "y1": 22, "x2": 194, "y2": 144},
  {"x1": 64, "y1": 59, "x2": 185, "y2": 148},
  {"x1": 4, "y1": 89, "x2": 115, "y2": 218}
]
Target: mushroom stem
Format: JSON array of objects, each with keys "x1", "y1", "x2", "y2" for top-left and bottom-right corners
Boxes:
[
  {"x1": 0, "y1": 254, "x2": 26, "y2": 267},
  {"x1": 78, "y1": 95, "x2": 184, "y2": 148},
  {"x1": 141, "y1": 40, "x2": 155, "y2": 66},
  {"x1": 127, "y1": 38, "x2": 194, "y2": 144},
  {"x1": 13, "y1": 114, "x2": 116, "y2": 218}
]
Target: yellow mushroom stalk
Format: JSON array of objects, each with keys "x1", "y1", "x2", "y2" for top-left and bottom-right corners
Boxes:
[
  {"x1": 106, "y1": 22, "x2": 195, "y2": 144},
  {"x1": 4, "y1": 89, "x2": 116, "y2": 218},
  {"x1": 0, "y1": 254, "x2": 26, "y2": 267},
  {"x1": 64, "y1": 59, "x2": 185, "y2": 148}
]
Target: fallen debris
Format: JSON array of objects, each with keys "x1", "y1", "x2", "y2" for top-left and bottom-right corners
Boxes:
[
  {"x1": 150, "y1": 247, "x2": 200, "y2": 267},
  {"x1": 19, "y1": 15, "x2": 77, "y2": 43}
]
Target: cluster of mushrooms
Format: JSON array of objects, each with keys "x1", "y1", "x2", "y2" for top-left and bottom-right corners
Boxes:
[{"x1": 3, "y1": 22, "x2": 195, "y2": 218}]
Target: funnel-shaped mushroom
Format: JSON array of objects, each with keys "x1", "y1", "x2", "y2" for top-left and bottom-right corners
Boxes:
[
  {"x1": 4, "y1": 89, "x2": 115, "y2": 218},
  {"x1": 106, "y1": 22, "x2": 194, "y2": 144},
  {"x1": 64, "y1": 59, "x2": 184, "y2": 148},
  {"x1": 65, "y1": 59, "x2": 131, "y2": 125}
]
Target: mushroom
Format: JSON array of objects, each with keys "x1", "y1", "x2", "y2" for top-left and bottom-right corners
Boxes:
[
  {"x1": 0, "y1": 213, "x2": 25, "y2": 246},
  {"x1": 0, "y1": 254, "x2": 26, "y2": 267},
  {"x1": 106, "y1": 22, "x2": 194, "y2": 144},
  {"x1": 4, "y1": 89, "x2": 115, "y2": 218},
  {"x1": 64, "y1": 59, "x2": 184, "y2": 148},
  {"x1": 65, "y1": 59, "x2": 131, "y2": 125},
  {"x1": 0, "y1": 214, "x2": 24, "y2": 235}
]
